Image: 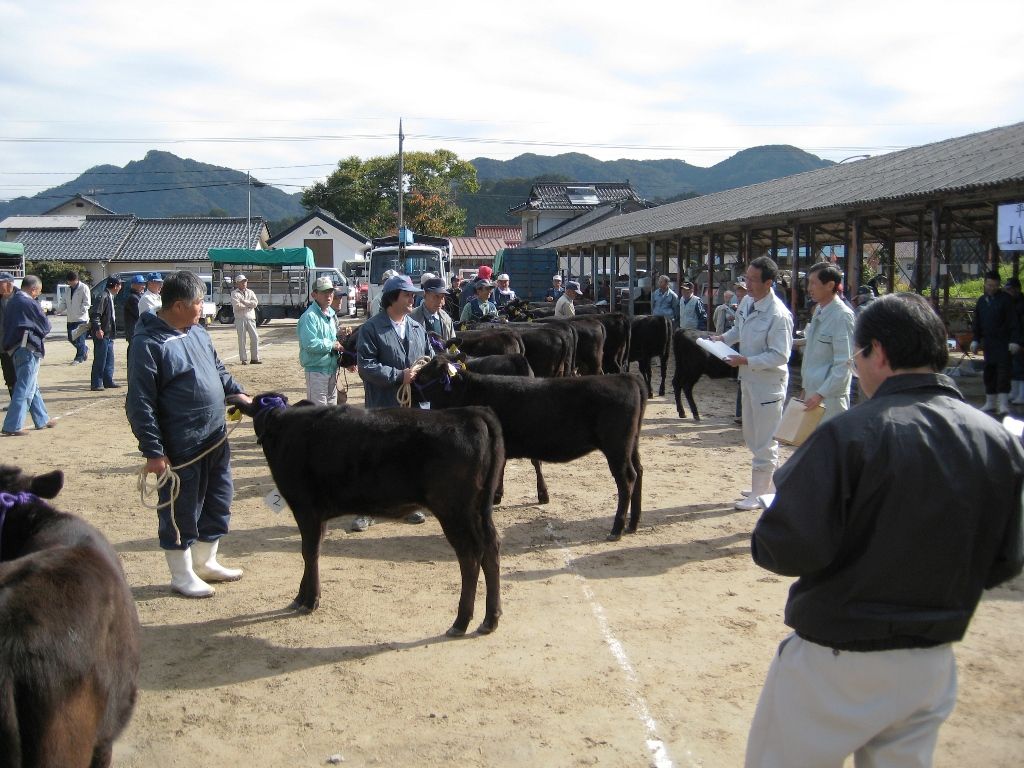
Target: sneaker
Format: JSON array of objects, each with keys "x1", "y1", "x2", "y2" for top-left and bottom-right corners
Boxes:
[
  {"x1": 405, "y1": 511, "x2": 426, "y2": 524},
  {"x1": 351, "y1": 516, "x2": 375, "y2": 532},
  {"x1": 250, "y1": 359, "x2": 263, "y2": 364},
  {"x1": 36, "y1": 419, "x2": 57, "y2": 430},
  {"x1": 70, "y1": 360, "x2": 83, "y2": 365},
  {"x1": 1, "y1": 429, "x2": 28, "y2": 437},
  {"x1": 104, "y1": 382, "x2": 122, "y2": 389},
  {"x1": 91, "y1": 386, "x2": 104, "y2": 391}
]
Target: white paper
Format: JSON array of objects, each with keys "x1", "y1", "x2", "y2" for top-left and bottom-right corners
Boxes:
[
  {"x1": 263, "y1": 488, "x2": 288, "y2": 513},
  {"x1": 696, "y1": 337, "x2": 738, "y2": 362}
]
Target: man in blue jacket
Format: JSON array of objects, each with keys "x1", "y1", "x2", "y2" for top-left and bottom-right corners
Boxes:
[
  {"x1": 126, "y1": 271, "x2": 252, "y2": 598},
  {"x1": 2, "y1": 274, "x2": 57, "y2": 435}
]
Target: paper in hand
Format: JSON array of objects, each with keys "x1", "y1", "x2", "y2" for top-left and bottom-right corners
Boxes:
[{"x1": 696, "y1": 337, "x2": 738, "y2": 362}]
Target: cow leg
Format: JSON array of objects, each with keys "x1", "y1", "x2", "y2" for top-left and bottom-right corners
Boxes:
[
  {"x1": 292, "y1": 518, "x2": 326, "y2": 611},
  {"x1": 90, "y1": 743, "x2": 114, "y2": 768},
  {"x1": 640, "y1": 360, "x2": 653, "y2": 397},
  {"x1": 448, "y1": 550, "x2": 481, "y2": 637},
  {"x1": 494, "y1": 459, "x2": 506, "y2": 505},
  {"x1": 626, "y1": 442, "x2": 644, "y2": 533},
  {"x1": 605, "y1": 450, "x2": 637, "y2": 542},
  {"x1": 658, "y1": 353, "x2": 668, "y2": 396},
  {"x1": 532, "y1": 460, "x2": 549, "y2": 505},
  {"x1": 673, "y1": 377, "x2": 688, "y2": 418},
  {"x1": 477, "y1": 512, "x2": 502, "y2": 635},
  {"x1": 684, "y1": 383, "x2": 701, "y2": 421}
]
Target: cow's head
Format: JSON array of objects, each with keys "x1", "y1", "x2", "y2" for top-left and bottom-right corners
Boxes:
[
  {"x1": 0, "y1": 465, "x2": 63, "y2": 499},
  {"x1": 411, "y1": 355, "x2": 465, "y2": 406}
]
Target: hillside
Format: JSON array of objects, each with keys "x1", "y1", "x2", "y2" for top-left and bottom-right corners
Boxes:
[{"x1": 0, "y1": 150, "x2": 306, "y2": 227}]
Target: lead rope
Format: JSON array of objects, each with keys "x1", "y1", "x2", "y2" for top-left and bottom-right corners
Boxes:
[
  {"x1": 396, "y1": 356, "x2": 432, "y2": 408},
  {"x1": 135, "y1": 417, "x2": 244, "y2": 547}
]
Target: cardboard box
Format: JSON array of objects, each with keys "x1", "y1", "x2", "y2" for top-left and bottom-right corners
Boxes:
[{"x1": 774, "y1": 398, "x2": 825, "y2": 446}]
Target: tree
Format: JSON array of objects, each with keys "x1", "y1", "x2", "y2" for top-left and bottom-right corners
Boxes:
[
  {"x1": 26, "y1": 260, "x2": 91, "y2": 292},
  {"x1": 302, "y1": 150, "x2": 479, "y2": 238}
]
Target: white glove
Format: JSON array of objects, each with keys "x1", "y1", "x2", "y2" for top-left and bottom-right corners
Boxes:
[
  {"x1": 969, "y1": 340, "x2": 979, "y2": 354},
  {"x1": 1010, "y1": 343, "x2": 1021, "y2": 355}
]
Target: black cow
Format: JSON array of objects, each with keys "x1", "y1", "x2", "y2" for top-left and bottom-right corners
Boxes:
[
  {"x1": 412, "y1": 356, "x2": 647, "y2": 541},
  {"x1": 628, "y1": 315, "x2": 672, "y2": 397},
  {"x1": 452, "y1": 328, "x2": 526, "y2": 358},
  {"x1": 0, "y1": 465, "x2": 140, "y2": 768},
  {"x1": 592, "y1": 313, "x2": 631, "y2": 373},
  {"x1": 671, "y1": 329, "x2": 737, "y2": 420},
  {"x1": 231, "y1": 395, "x2": 505, "y2": 636},
  {"x1": 535, "y1": 316, "x2": 607, "y2": 375}
]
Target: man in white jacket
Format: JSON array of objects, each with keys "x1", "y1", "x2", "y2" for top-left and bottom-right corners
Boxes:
[
  {"x1": 717, "y1": 256, "x2": 793, "y2": 510},
  {"x1": 230, "y1": 275, "x2": 261, "y2": 364},
  {"x1": 137, "y1": 272, "x2": 163, "y2": 316},
  {"x1": 799, "y1": 262, "x2": 855, "y2": 422},
  {"x1": 60, "y1": 270, "x2": 91, "y2": 364}
]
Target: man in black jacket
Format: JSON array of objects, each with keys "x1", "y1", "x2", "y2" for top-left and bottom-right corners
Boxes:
[
  {"x1": 89, "y1": 275, "x2": 122, "y2": 391},
  {"x1": 971, "y1": 270, "x2": 1021, "y2": 415},
  {"x1": 746, "y1": 292, "x2": 1024, "y2": 768}
]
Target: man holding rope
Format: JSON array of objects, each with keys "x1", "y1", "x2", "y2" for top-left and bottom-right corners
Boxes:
[{"x1": 126, "y1": 271, "x2": 252, "y2": 598}]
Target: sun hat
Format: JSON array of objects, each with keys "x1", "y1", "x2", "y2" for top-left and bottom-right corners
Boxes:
[
  {"x1": 474, "y1": 278, "x2": 495, "y2": 290},
  {"x1": 552, "y1": 274, "x2": 562, "y2": 282},
  {"x1": 0, "y1": 271, "x2": 14, "y2": 282}
]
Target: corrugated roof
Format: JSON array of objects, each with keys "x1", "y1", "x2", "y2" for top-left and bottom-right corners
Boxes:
[
  {"x1": 4, "y1": 214, "x2": 266, "y2": 263},
  {"x1": 508, "y1": 181, "x2": 644, "y2": 214},
  {"x1": 549, "y1": 122, "x2": 1024, "y2": 248},
  {"x1": 475, "y1": 225, "x2": 522, "y2": 244},
  {"x1": 449, "y1": 236, "x2": 507, "y2": 258}
]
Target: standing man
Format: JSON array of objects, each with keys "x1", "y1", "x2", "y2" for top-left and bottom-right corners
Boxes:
[
  {"x1": 124, "y1": 274, "x2": 147, "y2": 344},
  {"x1": 2, "y1": 275, "x2": 57, "y2": 435},
  {"x1": 545, "y1": 274, "x2": 564, "y2": 303},
  {"x1": 713, "y1": 290, "x2": 737, "y2": 335},
  {"x1": 678, "y1": 281, "x2": 707, "y2": 332},
  {"x1": 971, "y1": 270, "x2": 1020, "y2": 416},
  {"x1": 60, "y1": 270, "x2": 91, "y2": 365},
  {"x1": 716, "y1": 256, "x2": 793, "y2": 509},
  {"x1": 127, "y1": 271, "x2": 251, "y2": 598},
  {"x1": 411, "y1": 276, "x2": 455, "y2": 342},
  {"x1": 460, "y1": 265, "x2": 493, "y2": 307},
  {"x1": 89, "y1": 274, "x2": 122, "y2": 391},
  {"x1": 799, "y1": 262, "x2": 855, "y2": 422},
  {"x1": 0, "y1": 271, "x2": 16, "y2": 404},
  {"x1": 231, "y1": 274, "x2": 261, "y2": 364},
  {"x1": 493, "y1": 273, "x2": 516, "y2": 310},
  {"x1": 746, "y1": 293, "x2": 1024, "y2": 768},
  {"x1": 459, "y1": 279, "x2": 499, "y2": 324},
  {"x1": 554, "y1": 280, "x2": 581, "y2": 318},
  {"x1": 298, "y1": 277, "x2": 342, "y2": 405},
  {"x1": 651, "y1": 275, "x2": 679, "y2": 329},
  {"x1": 1004, "y1": 276, "x2": 1024, "y2": 405},
  {"x1": 137, "y1": 272, "x2": 163, "y2": 316}
]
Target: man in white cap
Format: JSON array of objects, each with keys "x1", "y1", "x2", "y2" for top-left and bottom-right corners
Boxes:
[
  {"x1": 298, "y1": 277, "x2": 342, "y2": 405},
  {"x1": 494, "y1": 273, "x2": 516, "y2": 310},
  {"x1": 137, "y1": 272, "x2": 164, "y2": 316},
  {"x1": 545, "y1": 274, "x2": 564, "y2": 303},
  {"x1": 231, "y1": 274, "x2": 261, "y2": 364}
]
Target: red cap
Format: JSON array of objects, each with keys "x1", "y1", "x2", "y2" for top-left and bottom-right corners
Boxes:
[{"x1": 477, "y1": 265, "x2": 493, "y2": 279}]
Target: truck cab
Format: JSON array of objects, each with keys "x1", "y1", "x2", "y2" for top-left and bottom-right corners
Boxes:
[{"x1": 365, "y1": 234, "x2": 451, "y2": 315}]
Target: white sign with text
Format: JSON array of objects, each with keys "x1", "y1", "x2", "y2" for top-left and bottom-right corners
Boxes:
[{"x1": 997, "y1": 202, "x2": 1024, "y2": 251}]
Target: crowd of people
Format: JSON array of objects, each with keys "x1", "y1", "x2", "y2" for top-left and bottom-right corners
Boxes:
[{"x1": 3, "y1": 261, "x2": 1023, "y2": 766}]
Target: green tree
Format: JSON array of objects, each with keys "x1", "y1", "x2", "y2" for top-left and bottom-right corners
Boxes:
[
  {"x1": 26, "y1": 260, "x2": 91, "y2": 292},
  {"x1": 302, "y1": 150, "x2": 478, "y2": 238}
]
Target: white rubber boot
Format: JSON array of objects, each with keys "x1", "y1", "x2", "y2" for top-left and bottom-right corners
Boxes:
[
  {"x1": 997, "y1": 393, "x2": 1011, "y2": 415},
  {"x1": 192, "y1": 539, "x2": 243, "y2": 583},
  {"x1": 735, "y1": 469, "x2": 772, "y2": 511},
  {"x1": 165, "y1": 549, "x2": 215, "y2": 598},
  {"x1": 982, "y1": 394, "x2": 997, "y2": 412}
]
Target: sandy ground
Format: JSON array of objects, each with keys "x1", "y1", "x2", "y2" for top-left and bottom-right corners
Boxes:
[{"x1": 3, "y1": 318, "x2": 1022, "y2": 768}]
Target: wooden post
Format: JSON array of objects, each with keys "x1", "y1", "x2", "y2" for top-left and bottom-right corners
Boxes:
[
  {"x1": 943, "y1": 213, "x2": 952, "y2": 317},
  {"x1": 771, "y1": 227, "x2": 779, "y2": 261},
  {"x1": 849, "y1": 218, "x2": 862, "y2": 297},
  {"x1": 915, "y1": 212, "x2": 925, "y2": 293},
  {"x1": 609, "y1": 244, "x2": 617, "y2": 312},
  {"x1": 706, "y1": 234, "x2": 715, "y2": 313},
  {"x1": 929, "y1": 204, "x2": 942, "y2": 310},
  {"x1": 791, "y1": 222, "x2": 801, "y2": 309},
  {"x1": 628, "y1": 242, "x2": 637, "y2": 316}
]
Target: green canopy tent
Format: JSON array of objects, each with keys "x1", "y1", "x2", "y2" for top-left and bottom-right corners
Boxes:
[{"x1": 208, "y1": 247, "x2": 314, "y2": 267}]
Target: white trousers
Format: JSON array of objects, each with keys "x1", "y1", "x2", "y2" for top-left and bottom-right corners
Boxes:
[
  {"x1": 305, "y1": 370, "x2": 338, "y2": 406},
  {"x1": 235, "y1": 318, "x2": 259, "y2": 362},
  {"x1": 746, "y1": 634, "x2": 957, "y2": 768},
  {"x1": 740, "y1": 372, "x2": 787, "y2": 474}
]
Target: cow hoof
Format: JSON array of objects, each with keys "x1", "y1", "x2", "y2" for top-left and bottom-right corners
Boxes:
[
  {"x1": 625, "y1": 526, "x2": 639, "y2": 534},
  {"x1": 477, "y1": 619, "x2": 498, "y2": 635},
  {"x1": 493, "y1": 494, "x2": 503, "y2": 505},
  {"x1": 446, "y1": 625, "x2": 468, "y2": 638},
  {"x1": 606, "y1": 532, "x2": 622, "y2": 542},
  {"x1": 289, "y1": 599, "x2": 317, "y2": 613},
  {"x1": 538, "y1": 494, "x2": 549, "y2": 505}
]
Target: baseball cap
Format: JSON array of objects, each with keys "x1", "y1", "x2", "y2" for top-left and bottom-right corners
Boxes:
[
  {"x1": 681, "y1": 280, "x2": 694, "y2": 289},
  {"x1": 146, "y1": 272, "x2": 164, "y2": 282},
  {"x1": 421, "y1": 277, "x2": 447, "y2": 294},
  {"x1": 107, "y1": 275, "x2": 122, "y2": 286},
  {"x1": 476, "y1": 265, "x2": 493, "y2": 280},
  {"x1": 497, "y1": 273, "x2": 510, "y2": 281},
  {"x1": 131, "y1": 274, "x2": 147, "y2": 285},
  {"x1": 383, "y1": 274, "x2": 423, "y2": 293},
  {"x1": 235, "y1": 274, "x2": 247, "y2": 282},
  {"x1": 313, "y1": 276, "x2": 335, "y2": 292},
  {"x1": 0, "y1": 271, "x2": 14, "y2": 282},
  {"x1": 552, "y1": 274, "x2": 563, "y2": 282},
  {"x1": 565, "y1": 280, "x2": 582, "y2": 293},
  {"x1": 474, "y1": 278, "x2": 495, "y2": 290}
]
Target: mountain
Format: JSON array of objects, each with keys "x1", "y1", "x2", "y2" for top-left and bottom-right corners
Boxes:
[
  {"x1": 464, "y1": 146, "x2": 834, "y2": 230},
  {"x1": 0, "y1": 150, "x2": 307, "y2": 228}
]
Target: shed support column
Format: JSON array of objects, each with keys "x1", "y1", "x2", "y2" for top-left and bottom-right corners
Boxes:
[
  {"x1": 628, "y1": 242, "x2": 637, "y2": 316},
  {"x1": 791, "y1": 223, "x2": 801, "y2": 310},
  {"x1": 929, "y1": 205, "x2": 942, "y2": 310},
  {"x1": 609, "y1": 245, "x2": 617, "y2": 312},
  {"x1": 915, "y1": 213, "x2": 925, "y2": 293},
  {"x1": 849, "y1": 218, "x2": 862, "y2": 298},
  {"x1": 591, "y1": 247, "x2": 598, "y2": 303},
  {"x1": 771, "y1": 228, "x2": 779, "y2": 261},
  {"x1": 706, "y1": 234, "x2": 715, "y2": 312}
]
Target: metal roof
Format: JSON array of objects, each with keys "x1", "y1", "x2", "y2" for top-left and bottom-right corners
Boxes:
[
  {"x1": 508, "y1": 181, "x2": 645, "y2": 214},
  {"x1": 4, "y1": 214, "x2": 266, "y2": 263},
  {"x1": 474, "y1": 225, "x2": 522, "y2": 245},
  {"x1": 449, "y1": 236, "x2": 507, "y2": 258},
  {"x1": 548, "y1": 121, "x2": 1024, "y2": 248}
]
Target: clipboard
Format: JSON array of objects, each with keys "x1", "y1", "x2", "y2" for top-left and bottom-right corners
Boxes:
[{"x1": 774, "y1": 398, "x2": 825, "y2": 446}]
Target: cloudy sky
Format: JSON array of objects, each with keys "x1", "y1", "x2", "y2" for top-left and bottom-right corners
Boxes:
[{"x1": 1, "y1": 0, "x2": 1021, "y2": 201}]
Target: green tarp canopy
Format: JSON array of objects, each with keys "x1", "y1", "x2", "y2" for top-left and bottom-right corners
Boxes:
[
  {"x1": 208, "y1": 247, "x2": 314, "y2": 267},
  {"x1": 0, "y1": 242, "x2": 25, "y2": 256}
]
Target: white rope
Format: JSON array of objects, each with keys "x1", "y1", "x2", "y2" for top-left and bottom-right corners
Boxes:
[
  {"x1": 136, "y1": 416, "x2": 243, "y2": 546},
  {"x1": 396, "y1": 356, "x2": 433, "y2": 409}
]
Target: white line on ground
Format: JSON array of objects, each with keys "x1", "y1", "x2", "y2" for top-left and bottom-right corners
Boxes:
[{"x1": 545, "y1": 522, "x2": 700, "y2": 768}]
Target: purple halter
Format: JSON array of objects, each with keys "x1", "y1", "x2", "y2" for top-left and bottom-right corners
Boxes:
[{"x1": 0, "y1": 491, "x2": 37, "y2": 559}]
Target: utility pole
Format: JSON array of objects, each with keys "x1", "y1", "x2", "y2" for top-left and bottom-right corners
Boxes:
[
  {"x1": 398, "y1": 119, "x2": 405, "y2": 263},
  {"x1": 245, "y1": 170, "x2": 251, "y2": 248}
]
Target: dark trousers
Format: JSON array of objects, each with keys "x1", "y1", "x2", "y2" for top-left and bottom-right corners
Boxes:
[
  {"x1": 983, "y1": 357, "x2": 1011, "y2": 394},
  {"x1": 67, "y1": 321, "x2": 88, "y2": 361},
  {"x1": 158, "y1": 439, "x2": 234, "y2": 550},
  {"x1": 0, "y1": 351, "x2": 14, "y2": 396},
  {"x1": 91, "y1": 337, "x2": 115, "y2": 388}
]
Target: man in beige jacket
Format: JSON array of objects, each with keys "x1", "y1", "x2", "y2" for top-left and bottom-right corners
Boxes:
[{"x1": 231, "y1": 275, "x2": 261, "y2": 364}]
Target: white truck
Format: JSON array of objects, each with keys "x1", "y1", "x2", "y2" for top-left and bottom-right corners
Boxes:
[
  {"x1": 209, "y1": 247, "x2": 354, "y2": 324},
  {"x1": 364, "y1": 234, "x2": 452, "y2": 314}
]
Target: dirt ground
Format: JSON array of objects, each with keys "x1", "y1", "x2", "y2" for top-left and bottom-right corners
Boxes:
[{"x1": 5, "y1": 318, "x2": 1023, "y2": 767}]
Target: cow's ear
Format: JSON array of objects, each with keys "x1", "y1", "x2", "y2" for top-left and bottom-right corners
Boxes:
[{"x1": 30, "y1": 470, "x2": 64, "y2": 499}]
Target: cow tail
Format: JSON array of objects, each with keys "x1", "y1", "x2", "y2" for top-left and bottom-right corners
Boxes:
[
  {"x1": 480, "y1": 408, "x2": 505, "y2": 528},
  {"x1": 0, "y1": 678, "x2": 22, "y2": 767}
]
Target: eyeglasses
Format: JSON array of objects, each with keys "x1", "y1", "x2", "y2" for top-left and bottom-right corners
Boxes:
[{"x1": 846, "y1": 346, "x2": 867, "y2": 372}]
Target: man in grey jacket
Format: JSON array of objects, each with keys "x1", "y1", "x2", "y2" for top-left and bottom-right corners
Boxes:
[
  {"x1": 61, "y1": 270, "x2": 91, "y2": 364},
  {"x1": 126, "y1": 271, "x2": 252, "y2": 598},
  {"x1": 410, "y1": 276, "x2": 454, "y2": 342}
]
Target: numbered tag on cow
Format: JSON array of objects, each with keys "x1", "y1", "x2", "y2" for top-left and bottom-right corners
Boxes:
[{"x1": 263, "y1": 488, "x2": 288, "y2": 513}]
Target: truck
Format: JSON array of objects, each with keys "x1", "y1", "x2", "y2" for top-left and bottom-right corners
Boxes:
[
  {"x1": 364, "y1": 234, "x2": 451, "y2": 313},
  {"x1": 493, "y1": 247, "x2": 559, "y2": 303},
  {"x1": 208, "y1": 247, "x2": 354, "y2": 324},
  {"x1": 0, "y1": 241, "x2": 25, "y2": 285}
]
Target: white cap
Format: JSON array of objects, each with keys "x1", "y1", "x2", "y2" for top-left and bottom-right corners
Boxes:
[
  {"x1": 420, "y1": 272, "x2": 437, "y2": 284},
  {"x1": 235, "y1": 274, "x2": 247, "y2": 282},
  {"x1": 552, "y1": 274, "x2": 562, "y2": 282},
  {"x1": 497, "y1": 273, "x2": 510, "y2": 281}
]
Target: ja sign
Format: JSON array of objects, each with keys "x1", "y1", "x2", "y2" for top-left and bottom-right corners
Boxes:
[{"x1": 998, "y1": 202, "x2": 1024, "y2": 251}]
